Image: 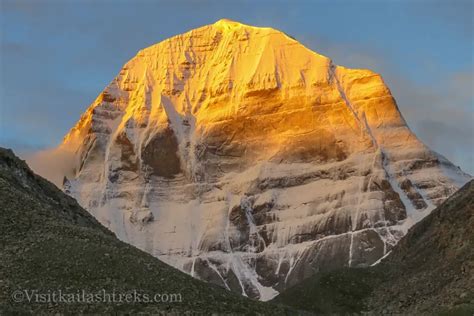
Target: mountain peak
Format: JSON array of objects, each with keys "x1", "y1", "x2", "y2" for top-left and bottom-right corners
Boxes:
[
  {"x1": 211, "y1": 19, "x2": 288, "y2": 39},
  {"x1": 212, "y1": 19, "x2": 269, "y2": 32},
  {"x1": 56, "y1": 19, "x2": 471, "y2": 301},
  {"x1": 214, "y1": 18, "x2": 244, "y2": 28},
  {"x1": 212, "y1": 18, "x2": 246, "y2": 34}
]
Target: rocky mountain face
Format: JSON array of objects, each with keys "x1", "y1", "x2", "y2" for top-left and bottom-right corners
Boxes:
[
  {"x1": 54, "y1": 19, "x2": 470, "y2": 300},
  {"x1": 272, "y1": 180, "x2": 474, "y2": 315},
  {"x1": 0, "y1": 147, "x2": 290, "y2": 314}
]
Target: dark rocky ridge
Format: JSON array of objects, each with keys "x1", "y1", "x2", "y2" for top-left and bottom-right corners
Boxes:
[
  {"x1": 0, "y1": 147, "x2": 293, "y2": 314},
  {"x1": 272, "y1": 180, "x2": 474, "y2": 315}
]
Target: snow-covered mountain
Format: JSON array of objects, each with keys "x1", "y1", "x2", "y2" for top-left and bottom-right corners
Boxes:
[{"x1": 56, "y1": 19, "x2": 470, "y2": 300}]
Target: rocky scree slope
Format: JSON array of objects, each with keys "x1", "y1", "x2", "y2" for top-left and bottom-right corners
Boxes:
[
  {"x1": 0, "y1": 147, "x2": 292, "y2": 314},
  {"x1": 272, "y1": 180, "x2": 474, "y2": 315},
  {"x1": 51, "y1": 19, "x2": 471, "y2": 300}
]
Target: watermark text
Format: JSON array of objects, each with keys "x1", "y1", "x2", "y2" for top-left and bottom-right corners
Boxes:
[{"x1": 11, "y1": 289, "x2": 182, "y2": 304}]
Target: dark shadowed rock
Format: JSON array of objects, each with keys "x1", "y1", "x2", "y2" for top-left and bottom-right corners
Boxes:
[{"x1": 0, "y1": 147, "x2": 294, "y2": 315}]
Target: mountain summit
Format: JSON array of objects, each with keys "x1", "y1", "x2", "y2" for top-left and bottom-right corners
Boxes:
[{"x1": 54, "y1": 20, "x2": 470, "y2": 300}]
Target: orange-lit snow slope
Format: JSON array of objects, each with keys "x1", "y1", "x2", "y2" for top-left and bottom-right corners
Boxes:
[{"x1": 58, "y1": 19, "x2": 470, "y2": 300}]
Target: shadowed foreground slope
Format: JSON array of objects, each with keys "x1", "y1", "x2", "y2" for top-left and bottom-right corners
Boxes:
[
  {"x1": 273, "y1": 180, "x2": 474, "y2": 315},
  {"x1": 0, "y1": 148, "x2": 291, "y2": 314}
]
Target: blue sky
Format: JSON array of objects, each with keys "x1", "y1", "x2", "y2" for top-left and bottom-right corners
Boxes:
[{"x1": 1, "y1": 0, "x2": 473, "y2": 173}]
